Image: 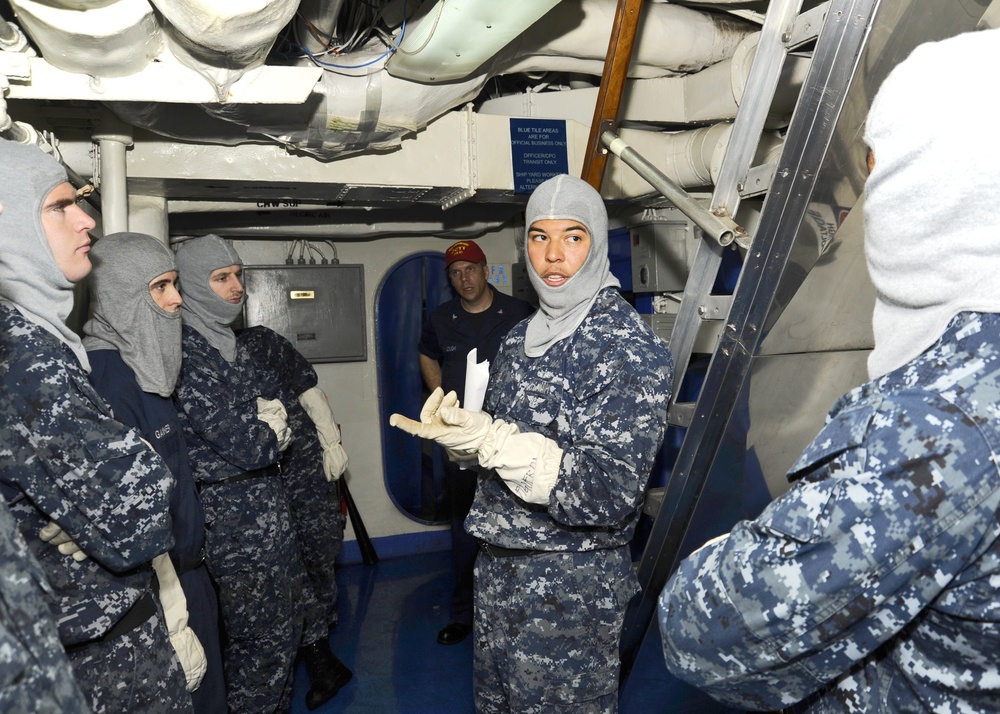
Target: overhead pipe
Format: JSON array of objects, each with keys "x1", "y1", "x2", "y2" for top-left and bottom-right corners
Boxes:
[
  {"x1": 9, "y1": 0, "x2": 161, "y2": 78},
  {"x1": 386, "y1": 0, "x2": 562, "y2": 83},
  {"x1": 102, "y1": 0, "x2": 756, "y2": 158},
  {"x1": 602, "y1": 130, "x2": 747, "y2": 247},
  {"x1": 94, "y1": 129, "x2": 133, "y2": 234}
]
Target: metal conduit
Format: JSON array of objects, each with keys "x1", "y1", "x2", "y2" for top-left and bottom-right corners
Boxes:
[{"x1": 602, "y1": 130, "x2": 745, "y2": 247}]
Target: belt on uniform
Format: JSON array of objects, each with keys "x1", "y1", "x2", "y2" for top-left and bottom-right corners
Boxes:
[
  {"x1": 228, "y1": 463, "x2": 281, "y2": 484},
  {"x1": 65, "y1": 592, "x2": 158, "y2": 653},
  {"x1": 171, "y1": 545, "x2": 207, "y2": 575},
  {"x1": 202, "y1": 463, "x2": 281, "y2": 491},
  {"x1": 479, "y1": 541, "x2": 545, "y2": 559}
]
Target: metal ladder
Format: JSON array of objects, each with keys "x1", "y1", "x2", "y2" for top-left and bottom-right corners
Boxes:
[{"x1": 612, "y1": 0, "x2": 883, "y2": 685}]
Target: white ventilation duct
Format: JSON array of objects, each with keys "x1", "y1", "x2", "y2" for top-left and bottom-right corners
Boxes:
[
  {"x1": 148, "y1": 0, "x2": 300, "y2": 100},
  {"x1": 4, "y1": 0, "x2": 771, "y2": 197},
  {"x1": 9, "y1": 0, "x2": 161, "y2": 78},
  {"x1": 502, "y1": 0, "x2": 754, "y2": 78},
  {"x1": 385, "y1": 0, "x2": 563, "y2": 82},
  {"x1": 478, "y1": 32, "x2": 812, "y2": 129},
  {"x1": 104, "y1": 0, "x2": 755, "y2": 158}
]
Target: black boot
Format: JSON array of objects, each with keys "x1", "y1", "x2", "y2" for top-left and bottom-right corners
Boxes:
[{"x1": 301, "y1": 639, "x2": 353, "y2": 710}]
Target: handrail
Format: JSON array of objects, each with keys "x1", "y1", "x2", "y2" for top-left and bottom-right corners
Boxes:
[{"x1": 601, "y1": 131, "x2": 748, "y2": 248}]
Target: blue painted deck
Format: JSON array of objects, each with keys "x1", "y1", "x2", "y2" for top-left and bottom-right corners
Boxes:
[{"x1": 288, "y1": 548, "x2": 733, "y2": 714}]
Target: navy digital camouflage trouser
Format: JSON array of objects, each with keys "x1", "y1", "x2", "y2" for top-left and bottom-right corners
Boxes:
[
  {"x1": 67, "y1": 609, "x2": 192, "y2": 714},
  {"x1": 281, "y1": 437, "x2": 344, "y2": 644},
  {"x1": 473, "y1": 545, "x2": 638, "y2": 714},
  {"x1": 201, "y1": 476, "x2": 303, "y2": 714}
]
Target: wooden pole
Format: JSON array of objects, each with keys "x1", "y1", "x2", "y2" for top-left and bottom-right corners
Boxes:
[{"x1": 581, "y1": 0, "x2": 645, "y2": 191}]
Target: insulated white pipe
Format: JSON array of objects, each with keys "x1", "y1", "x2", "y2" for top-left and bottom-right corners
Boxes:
[
  {"x1": 387, "y1": 0, "x2": 563, "y2": 82},
  {"x1": 96, "y1": 135, "x2": 131, "y2": 234},
  {"x1": 128, "y1": 195, "x2": 170, "y2": 244},
  {"x1": 9, "y1": 0, "x2": 161, "y2": 77},
  {"x1": 150, "y1": 0, "x2": 300, "y2": 99}
]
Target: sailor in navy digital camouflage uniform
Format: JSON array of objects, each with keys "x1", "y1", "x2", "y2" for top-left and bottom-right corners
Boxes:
[
  {"x1": 417, "y1": 239, "x2": 534, "y2": 647},
  {"x1": 172, "y1": 235, "x2": 303, "y2": 713},
  {"x1": 392, "y1": 174, "x2": 673, "y2": 713},
  {"x1": 0, "y1": 139, "x2": 191, "y2": 713},
  {"x1": 659, "y1": 28, "x2": 1000, "y2": 712},
  {"x1": 0, "y1": 197, "x2": 84, "y2": 714},
  {"x1": 238, "y1": 304, "x2": 353, "y2": 710},
  {"x1": 83, "y1": 232, "x2": 227, "y2": 714},
  {"x1": 0, "y1": 497, "x2": 90, "y2": 713}
]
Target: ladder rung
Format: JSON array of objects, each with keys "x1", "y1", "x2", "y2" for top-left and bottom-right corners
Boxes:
[
  {"x1": 642, "y1": 487, "x2": 666, "y2": 517},
  {"x1": 667, "y1": 402, "x2": 695, "y2": 427},
  {"x1": 697, "y1": 295, "x2": 733, "y2": 321},
  {"x1": 739, "y1": 162, "x2": 777, "y2": 200},
  {"x1": 788, "y1": 1, "x2": 832, "y2": 49}
]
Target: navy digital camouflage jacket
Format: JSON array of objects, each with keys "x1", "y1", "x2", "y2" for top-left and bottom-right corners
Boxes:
[
  {"x1": 0, "y1": 501, "x2": 89, "y2": 713},
  {"x1": 659, "y1": 311, "x2": 1000, "y2": 712},
  {"x1": 173, "y1": 325, "x2": 280, "y2": 485},
  {"x1": 467, "y1": 288, "x2": 673, "y2": 552},
  {"x1": 236, "y1": 326, "x2": 325, "y2": 476},
  {"x1": 237, "y1": 326, "x2": 318, "y2": 446},
  {"x1": 237, "y1": 326, "x2": 317, "y2": 405},
  {"x1": 0, "y1": 303, "x2": 174, "y2": 646}
]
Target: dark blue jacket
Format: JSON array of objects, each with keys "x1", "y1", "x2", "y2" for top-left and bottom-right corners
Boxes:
[
  {"x1": 88, "y1": 349, "x2": 204, "y2": 563},
  {"x1": 418, "y1": 286, "x2": 534, "y2": 400}
]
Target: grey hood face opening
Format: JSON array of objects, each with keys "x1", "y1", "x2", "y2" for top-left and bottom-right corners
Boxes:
[
  {"x1": 83, "y1": 231, "x2": 183, "y2": 397},
  {"x1": 175, "y1": 234, "x2": 245, "y2": 363},
  {"x1": 0, "y1": 139, "x2": 90, "y2": 370},
  {"x1": 523, "y1": 174, "x2": 620, "y2": 357}
]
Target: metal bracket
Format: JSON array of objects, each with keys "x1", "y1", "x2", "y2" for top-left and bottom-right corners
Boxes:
[
  {"x1": 667, "y1": 402, "x2": 695, "y2": 428},
  {"x1": 697, "y1": 295, "x2": 732, "y2": 321},
  {"x1": 739, "y1": 162, "x2": 777, "y2": 200}
]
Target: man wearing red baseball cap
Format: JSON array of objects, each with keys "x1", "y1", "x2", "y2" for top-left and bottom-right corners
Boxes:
[{"x1": 417, "y1": 240, "x2": 533, "y2": 645}]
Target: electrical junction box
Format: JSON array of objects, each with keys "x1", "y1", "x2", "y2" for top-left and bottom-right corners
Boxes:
[
  {"x1": 242, "y1": 264, "x2": 367, "y2": 363},
  {"x1": 630, "y1": 208, "x2": 696, "y2": 293}
]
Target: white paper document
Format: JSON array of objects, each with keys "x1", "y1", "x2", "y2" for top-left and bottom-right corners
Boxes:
[{"x1": 463, "y1": 348, "x2": 490, "y2": 412}]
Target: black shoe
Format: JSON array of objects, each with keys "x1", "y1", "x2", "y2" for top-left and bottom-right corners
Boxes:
[
  {"x1": 436, "y1": 622, "x2": 472, "y2": 645},
  {"x1": 301, "y1": 640, "x2": 353, "y2": 711}
]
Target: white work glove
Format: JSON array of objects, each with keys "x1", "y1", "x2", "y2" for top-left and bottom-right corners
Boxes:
[
  {"x1": 40, "y1": 521, "x2": 87, "y2": 562},
  {"x1": 389, "y1": 388, "x2": 493, "y2": 460},
  {"x1": 298, "y1": 386, "x2": 349, "y2": 481},
  {"x1": 392, "y1": 389, "x2": 564, "y2": 504},
  {"x1": 256, "y1": 397, "x2": 292, "y2": 452},
  {"x1": 465, "y1": 414, "x2": 563, "y2": 505},
  {"x1": 152, "y1": 554, "x2": 207, "y2": 692}
]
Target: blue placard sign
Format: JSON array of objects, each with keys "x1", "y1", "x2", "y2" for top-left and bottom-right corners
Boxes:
[{"x1": 510, "y1": 118, "x2": 569, "y2": 194}]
